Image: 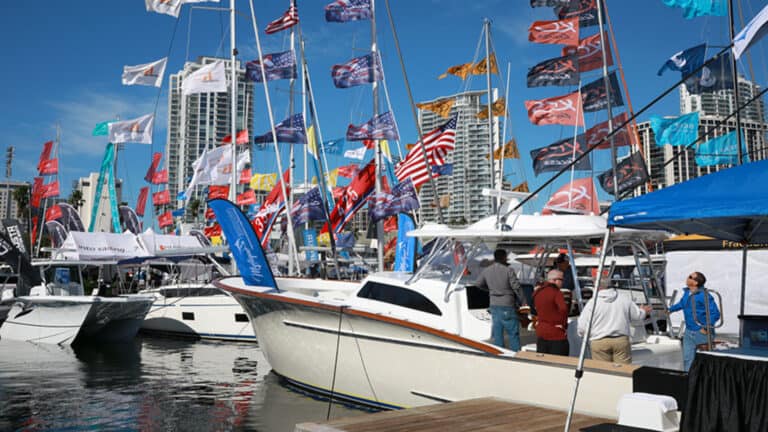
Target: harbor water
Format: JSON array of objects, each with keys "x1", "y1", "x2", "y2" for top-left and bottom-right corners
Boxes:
[{"x1": 0, "y1": 336, "x2": 369, "y2": 431}]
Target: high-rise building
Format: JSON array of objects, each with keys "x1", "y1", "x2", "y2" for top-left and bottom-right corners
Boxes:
[
  {"x1": 76, "y1": 173, "x2": 123, "y2": 233},
  {"x1": 0, "y1": 180, "x2": 29, "y2": 221},
  {"x1": 416, "y1": 90, "x2": 500, "y2": 225},
  {"x1": 166, "y1": 56, "x2": 255, "y2": 220}
]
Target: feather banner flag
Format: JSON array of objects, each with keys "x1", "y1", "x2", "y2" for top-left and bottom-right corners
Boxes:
[
  {"x1": 562, "y1": 33, "x2": 612, "y2": 73},
  {"x1": 331, "y1": 53, "x2": 383, "y2": 88},
  {"x1": 152, "y1": 190, "x2": 171, "y2": 206},
  {"x1": 325, "y1": 0, "x2": 372, "y2": 22},
  {"x1": 181, "y1": 60, "x2": 227, "y2": 96},
  {"x1": 525, "y1": 91, "x2": 584, "y2": 126},
  {"x1": 416, "y1": 98, "x2": 455, "y2": 119},
  {"x1": 122, "y1": 57, "x2": 167, "y2": 87},
  {"x1": 144, "y1": 152, "x2": 162, "y2": 183},
  {"x1": 108, "y1": 114, "x2": 154, "y2": 144},
  {"x1": 346, "y1": 112, "x2": 399, "y2": 141},
  {"x1": 245, "y1": 51, "x2": 296, "y2": 82},
  {"x1": 528, "y1": 17, "x2": 579, "y2": 46},
  {"x1": 37, "y1": 141, "x2": 53, "y2": 173},
  {"x1": 265, "y1": 4, "x2": 299, "y2": 34},
  {"x1": 39, "y1": 159, "x2": 58, "y2": 176},
  {"x1": 733, "y1": 4, "x2": 768, "y2": 60},
  {"x1": 136, "y1": 187, "x2": 149, "y2": 217}
]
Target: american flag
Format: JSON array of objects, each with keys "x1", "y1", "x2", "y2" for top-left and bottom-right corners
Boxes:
[
  {"x1": 265, "y1": 4, "x2": 299, "y2": 35},
  {"x1": 395, "y1": 115, "x2": 457, "y2": 188}
]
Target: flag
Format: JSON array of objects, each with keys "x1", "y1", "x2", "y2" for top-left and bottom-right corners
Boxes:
[
  {"x1": 158, "y1": 211, "x2": 173, "y2": 228},
  {"x1": 530, "y1": 137, "x2": 592, "y2": 175},
  {"x1": 108, "y1": 113, "x2": 154, "y2": 144},
  {"x1": 527, "y1": 54, "x2": 579, "y2": 87},
  {"x1": 208, "y1": 185, "x2": 229, "y2": 200},
  {"x1": 237, "y1": 189, "x2": 257, "y2": 205},
  {"x1": 39, "y1": 158, "x2": 58, "y2": 176},
  {"x1": 438, "y1": 62, "x2": 474, "y2": 80},
  {"x1": 416, "y1": 98, "x2": 455, "y2": 119},
  {"x1": 136, "y1": 187, "x2": 149, "y2": 217},
  {"x1": 662, "y1": 0, "x2": 727, "y2": 19},
  {"x1": 542, "y1": 177, "x2": 600, "y2": 215},
  {"x1": 431, "y1": 163, "x2": 453, "y2": 176},
  {"x1": 31, "y1": 177, "x2": 43, "y2": 208},
  {"x1": 598, "y1": 152, "x2": 649, "y2": 195},
  {"x1": 323, "y1": 138, "x2": 345, "y2": 154},
  {"x1": 183, "y1": 145, "x2": 229, "y2": 197},
  {"x1": 152, "y1": 189, "x2": 171, "y2": 206},
  {"x1": 531, "y1": 0, "x2": 570, "y2": 7},
  {"x1": 37, "y1": 141, "x2": 53, "y2": 173},
  {"x1": 369, "y1": 179, "x2": 420, "y2": 222},
  {"x1": 346, "y1": 112, "x2": 399, "y2": 141},
  {"x1": 119, "y1": 206, "x2": 142, "y2": 234},
  {"x1": 585, "y1": 113, "x2": 633, "y2": 149},
  {"x1": 528, "y1": 17, "x2": 579, "y2": 46},
  {"x1": 325, "y1": 0, "x2": 372, "y2": 23},
  {"x1": 472, "y1": 54, "x2": 499, "y2": 75},
  {"x1": 265, "y1": 4, "x2": 299, "y2": 34},
  {"x1": 250, "y1": 173, "x2": 278, "y2": 191},
  {"x1": 245, "y1": 50, "x2": 297, "y2": 82},
  {"x1": 205, "y1": 207, "x2": 216, "y2": 220},
  {"x1": 181, "y1": 60, "x2": 227, "y2": 96},
  {"x1": 290, "y1": 187, "x2": 326, "y2": 225},
  {"x1": 45, "y1": 204, "x2": 63, "y2": 222},
  {"x1": 581, "y1": 72, "x2": 624, "y2": 113},
  {"x1": 152, "y1": 169, "x2": 169, "y2": 185},
  {"x1": 555, "y1": 0, "x2": 602, "y2": 27},
  {"x1": 562, "y1": 33, "x2": 612, "y2": 73},
  {"x1": 327, "y1": 160, "x2": 376, "y2": 233},
  {"x1": 239, "y1": 168, "x2": 251, "y2": 184},
  {"x1": 122, "y1": 57, "x2": 167, "y2": 87},
  {"x1": 251, "y1": 170, "x2": 291, "y2": 246},
  {"x1": 337, "y1": 164, "x2": 360, "y2": 178},
  {"x1": 476, "y1": 97, "x2": 507, "y2": 120},
  {"x1": 525, "y1": 91, "x2": 584, "y2": 126},
  {"x1": 41, "y1": 181, "x2": 60, "y2": 199},
  {"x1": 144, "y1": 152, "x2": 162, "y2": 183},
  {"x1": 395, "y1": 115, "x2": 457, "y2": 188},
  {"x1": 253, "y1": 113, "x2": 307, "y2": 144},
  {"x1": 650, "y1": 111, "x2": 700, "y2": 147},
  {"x1": 657, "y1": 44, "x2": 706, "y2": 77},
  {"x1": 222, "y1": 129, "x2": 250, "y2": 145},
  {"x1": 331, "y1": 53, "x2": 383, "y2": 88},
  {"x1": 489, "y1": 139, "x2": 520, "y2": 160},
  {"x1": 733, "y1": 4, "x2": 768, "y2": 60},
  {"x1": 204, "y1": 223, "x2": 222, "y2": 237},
  {"x1": 92, "y1": 121, "x2": 111, "y2": 136},
  {"x1": 145, "y1": 0, "x2": 182, "y2": 17},
  {"x1": 343, "y1": 146, "x2": 366, "y2": 160},
  {"x1": 695, "y1": 130, "x2": 749, "y2": 166},
  {"x1": 171, "y1": 208, "x2": 185, "y2": 217},
  {"x1": 687, "y1": 51, "x2": 734, "y2": 94},
  {"x1": 513, "y1": 182, "x2": 530, "y2": 193}
]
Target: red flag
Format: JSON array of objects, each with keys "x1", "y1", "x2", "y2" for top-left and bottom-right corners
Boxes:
[
  {"x1": 41, "y1": 181, "x2": 60, "y2": 199},
  {"x1": 136, "y1": 187, "x2": 149, "y2": 217},
  {"x1": 205, "y1": 207, "x2": 216, "y2": 220},
  {"x1": 585, "y1": 113, "x2": 634, "y2": 149},
  {"x1": 204, "y1": 223, "x2": 222, "y2": 237},
  {"x1": 152, "y1": 189, "x2": 171, "y2": 205},
  {"x1": 337, "y1": 164, "x2": 360, "y2": 178},
  {"x1": 208, "y1": 185, "x2": 230, "y2": 200},
  {"x1": 362, "y1": 139, "x2": 376, "y2": 149},
  {"x1": 332, "y1": 187, "x2": 345, "y2": 202},
  {"x1": 237, "y1": 189, "x2": 257, "y2": 205},
  {"x1": 45, "y1": 204, "x2": 63, "y2": 222},
  {"x1": 251, "y1": 169, "x2": 291, "y2": 245},
  {"x1": 37, "y1": 141, "x2": 53, "y2": 173},
  {"x1": 222, "y1": 129, "x2": 250, "y2": 145},
  {"x1": 562, "y1": 33, "x2": 613, "y2": 73},
  {"x1": 265, "y1": 4, "x2": 299, "y2": 34},
  {"x1": 383, "y1": 236, "x2": 397, "y2": 256},
  {"x1": 327, "y1": 160, "x2": 376, "y2": 233},
  {"x1": 528, "y1": 17, "x2": 579, "y2": 46},
  {"x1": 383, "y1": 216, "x2": 397, "y2": 233},
  {"x1": 31, "y1": 177, "x2": 43, "y2": 208},
  {"x1": 39, "y1": 158, "x2": 58, "y2": 175},
  {"x1": 31, "y1": 216, "x2": 39, "y2": 248},
  {"x1": 525, "y1": 91, "x2": 584, "y2": 126},
  {"x1": 151, "y1": 169, "x2": 168, "y2": 185},
  {"x1": 144, "y1": 152, "x2": 163, "y2": 183},
  {"x1": 158, "y1": 211, "x2": 173, "y2": 228},
  {"x1": 542, "y1": 177, "x2": 600, "y2": 215},
  {"x1": 239, "y1": 168, "x2": 252, "y2": 184}
]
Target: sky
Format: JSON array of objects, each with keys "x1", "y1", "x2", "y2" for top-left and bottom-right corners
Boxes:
[{"x1": 1, "y1": 0, "x2": 767, "y2": 222}]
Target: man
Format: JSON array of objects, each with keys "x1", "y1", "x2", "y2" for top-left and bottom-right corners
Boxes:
[
  {"x1": 476, "y1": 248, "x2": 528, "y2": 350},
  {"x1": 668, "y1": 271, "x2": 720, "y2": 371},
  {"x1": 554, "y1": 253, "x2": 575, "y2": 292},
  {"x1": 533, "y1": 269, "x2": 569, "y2": 355},
  {"x1": 577, "y1": 281, "x2": 651, "y2": 364}
]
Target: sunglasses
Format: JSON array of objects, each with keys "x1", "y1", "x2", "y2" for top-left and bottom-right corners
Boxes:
[{"x1": 688, "y1": 275, "x2": 697, "y2": 280}]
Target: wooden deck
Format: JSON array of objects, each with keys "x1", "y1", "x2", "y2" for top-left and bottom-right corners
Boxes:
[{"x1": 295, "y1": 397, "x2": 613, "y2": 432}]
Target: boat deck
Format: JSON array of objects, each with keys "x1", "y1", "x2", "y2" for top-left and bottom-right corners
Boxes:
[{"x1": 295, "y1": 397, "x2": 614, "y2": 432}]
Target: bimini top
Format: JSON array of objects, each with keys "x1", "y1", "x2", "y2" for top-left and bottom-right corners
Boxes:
[{"x1": 608, "y1": 159, "x2": 768, "y2": 243}]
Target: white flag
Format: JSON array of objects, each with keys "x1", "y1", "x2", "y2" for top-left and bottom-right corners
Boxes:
[
  {"x1": 146, "y1": 0, "x2": 183, "y2": 17},
  {"x1": 733, "y1": 4, "x2": 768, "y2": 60},
  {"x1": 122, "y1": 57, "x2": 167, "y2": 87},
  {"x1": 182, "y1": 60, "x2": 227, "y2": 96},
  {"x1": 343, "y1": 146, "x2": 366, "y2": 160},
  {"x1": 108, "y1": 114, "x2": 154, "y2": 144},
  {"x1": 184, "y1": 145, "x2": 231, "y2": 197},
  {"x1": 236, "y1": 150, "x2": 250, "y2": 172}
]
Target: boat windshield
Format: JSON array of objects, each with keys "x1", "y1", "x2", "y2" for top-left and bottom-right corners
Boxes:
[{"x1": 413, "y1": 240, "x2": 492, "y2": 284}]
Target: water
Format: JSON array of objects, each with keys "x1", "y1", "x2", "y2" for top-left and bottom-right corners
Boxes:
[{"x1": 0, "y1": 337, "x2": 370, "y2": 431}]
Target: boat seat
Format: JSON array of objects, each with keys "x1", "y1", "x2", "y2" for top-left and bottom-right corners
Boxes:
[{"x1": 617, "y1": 392, "x2": 680, "y2": 431}]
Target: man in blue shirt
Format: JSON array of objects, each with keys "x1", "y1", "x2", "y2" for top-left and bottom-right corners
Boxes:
[{"x1": 669, "y1": 271, "x2": 721, "y2": 371}]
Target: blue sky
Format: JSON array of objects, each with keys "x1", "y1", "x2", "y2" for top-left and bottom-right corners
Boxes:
[{"x1": 1, "y1": 0, "x2": 766, "y2": 219}]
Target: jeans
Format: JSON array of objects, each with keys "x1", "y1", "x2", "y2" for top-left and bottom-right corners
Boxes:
[
  {"x1": 683, "y1": 328, "x2": 711, "y2": 371},
  {"x1": 490, "y1": 305, "x2": 520, "y2": 350}
]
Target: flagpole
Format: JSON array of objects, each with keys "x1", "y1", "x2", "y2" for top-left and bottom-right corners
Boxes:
[
  {"x1": 229, "y1": 0, "x2": 238, "y2": 205},
  {"x1": 728, "y1": 0, "x2": 745, "y2": 164},
  {"x1": 286, "y1": 0, "x2": 298, "y2": 276},
  {"x1": 483, "y1": 19, "x2": 497, "y2": 214},
  {"x1": 371, "y1": 0, "x2": 384, "y2": 272},
  {"x1": 595, "y1": 0, "x2": 619, "y2": 198}
]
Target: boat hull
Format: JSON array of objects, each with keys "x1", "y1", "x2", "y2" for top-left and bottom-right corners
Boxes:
[
  {"x1": 0, "y1": 297, "x2": 93, "y2": 345},
  {"x1": 77, "y1": 297, "x2": 154, "y2": 343}
]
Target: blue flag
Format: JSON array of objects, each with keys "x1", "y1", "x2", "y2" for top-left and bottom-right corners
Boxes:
[
  {"x1": 171, "y1": 208, "x2": 185, "y2": 217},
  {"x1": 649, "y1": 111, "x2": 700, "y2": 147},
  {"x1": 695, "y1": 130, "x2": 750, "y2": 166},
  {"x1": 368, "y1": 179, "x2": 420, "y2": 223},
  {"x1": 245, "y1": 51, "x2": 297, "y2": 82},
  {"x1": 393, "y1": 213, "x2": 416, "y2": 272},
  {"x1": 208, "y1": 199, "x2": 277, "y2": 289},
  {"x1": 322, "y1": 138, "x2": 345, "y2": 154},
  {"x1": 662, "y1": 0, "x2": 727, "y2": 19},
  {"x1": 431, "y1": 164, "x2": 453, "y2": 176},
  {"x1": 325, "y1": 0, "x2": 372, "y2": 22},
  {"x1": 253, "y1": 114, "x2": 307, "y2": 144},
  {"x1": 657, "y1": 44, "x2": 706, "y2": 77},
  {"x1": 331, "y1": 53, "x2": 383, "y2": 88},
  {"x1": 290, "y1": 187, "x2": 327, "y2": 225},
  {"x1": 346, "y1": 111, "x2": 399, "y2": 141},
  {"x1": 336, "y1": 232, "x2": 355, "y2": 249},
  {"x1": 687, "y1": 51, "x2": 734, "y2": 94}
]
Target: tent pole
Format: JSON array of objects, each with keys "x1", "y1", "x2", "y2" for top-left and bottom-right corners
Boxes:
[{"x1": 739, "y1": 243, "x2": 748, "y2": 346}]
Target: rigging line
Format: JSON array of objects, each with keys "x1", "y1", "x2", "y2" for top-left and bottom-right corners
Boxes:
[
  {"x1": 326, "y1": 305, "x2": 346, "y2": 420},
  {"x1": 455, "y1": 25, "x2": 485, "y2": 97},
  {"x1": 345, "y1": 318, "x2": 380, "y2": 407},
  {"x1": 505, "y1": 45, "x2": 735, "y2": 218}
]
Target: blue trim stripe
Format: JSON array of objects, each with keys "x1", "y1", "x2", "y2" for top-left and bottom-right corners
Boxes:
[{"x1": 280, "y1": 375, "x2": 403, "y2": 410}]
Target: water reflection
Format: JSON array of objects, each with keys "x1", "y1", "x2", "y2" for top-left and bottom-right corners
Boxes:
[{"x1": 0, "y1": 337, "x2": 367, "y2": 431}]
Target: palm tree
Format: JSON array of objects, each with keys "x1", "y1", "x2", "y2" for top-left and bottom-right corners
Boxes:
[
  {"x1": 68, "y1": 189, "x2": 84, "y2": 211},
  {"x1": 12, "y1": 184, "x2": 29, "y2": 220}
]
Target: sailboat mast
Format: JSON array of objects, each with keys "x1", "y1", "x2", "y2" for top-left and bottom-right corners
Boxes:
[
  {"x1": 371, "y1": 0, "x2": 384, "y2": 272},
  {"x1": 286, "y1": 4, "x2": 298, "y2": 276},
  {"x1": 483, "y1": 19, "x2": 497, "y2": 214},
  {"x1": 229, "y1": 0, "x2": 238, "y2": 203},
  {"x1": 595, "y1": 0, "x2": 619, "y2": 198},
  {"x1": 728, "y1": 0, "x2": 745, "y2": 164}
]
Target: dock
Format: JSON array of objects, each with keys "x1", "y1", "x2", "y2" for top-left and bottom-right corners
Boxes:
[{"x1": 295, "y1": 397, "x2": 613, "y2": 432}]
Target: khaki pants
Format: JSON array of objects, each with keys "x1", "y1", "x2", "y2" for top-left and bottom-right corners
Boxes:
[{"x1": 590, "y1": 335, "x2": 631, "y2": 364}]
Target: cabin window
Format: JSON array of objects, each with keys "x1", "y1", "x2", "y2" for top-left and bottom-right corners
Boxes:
[
  {"x1": 357, "y1": 282, "x2": 442, "y2": 316},
  {"x1": 182, "y1": 312, "x2": 195, "y2": 321},
  {"x1": 465, "y1": 285, "x2": 490, "y2": 310},
  {"x1": 235, "y1": 314, "x2": 249, "y2": 322}
]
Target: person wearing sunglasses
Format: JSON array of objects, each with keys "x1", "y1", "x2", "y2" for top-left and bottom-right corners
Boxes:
[{"x1": 668, "y1": 271, "x2": 721, "y2": 371}]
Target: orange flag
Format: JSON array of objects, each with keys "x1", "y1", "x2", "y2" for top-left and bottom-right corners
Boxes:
[
  {"x1": 472, "y1": 54, "x2": 499, "y2": 75},
  {"x1": 476, "y1": 97, "x2": 507, "y2": 120},
  {"x1": 416, "y1": 98, "x2": 455, "y2": 119},
  {"x1": 438, "y1": 62, "x2": 474, "y2": 80}
]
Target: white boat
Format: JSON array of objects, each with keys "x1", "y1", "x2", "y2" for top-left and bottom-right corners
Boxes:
[{"x1": 215, "y1": 211, "x2": 682, "y2": 419}]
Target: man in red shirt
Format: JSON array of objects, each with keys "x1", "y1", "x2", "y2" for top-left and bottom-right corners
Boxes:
[{"x1": 533, "y1": 269, "x2": 570, "y2": 356}]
